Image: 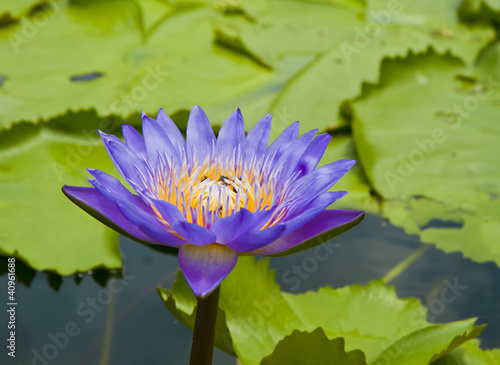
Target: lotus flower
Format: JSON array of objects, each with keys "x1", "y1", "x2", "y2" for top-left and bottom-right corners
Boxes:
[{"x1": 63, "y1": 106, "x2": 364, "y2": 297}]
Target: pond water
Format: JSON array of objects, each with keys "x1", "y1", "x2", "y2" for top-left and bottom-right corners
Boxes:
[{"x1": 2, "y1": 213, "x2": 499, "y2": 364}]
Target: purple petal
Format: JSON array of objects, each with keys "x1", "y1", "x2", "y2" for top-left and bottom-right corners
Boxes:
[
  {"x1": 153, "y1": 200, "x2": 216, "y2": 246},
  {"x1": 122, "y1": 124, "x2": 147, "y2": 160},
  {"x1": 266, "y1": 121, "x2": 299, "y2": 161},
  {"x1": 290, "y1": 159, "x2": 356, "y2": 211},
  {"x1": 178, "y1": 244, "x2": 238, "y2": 297},
  {"x1": 280, "y1": 191, "x2": 347, "y2": 236},
  {"x1": 295, "y1": 133, "x2": 331, "y2": 175},
  {"x1": 273, "y1": 129, "x2": 317, "y2": 182},
  {"x1": 62, "y1": 185, "x2": 159, "y2": 244},
  {"x1": 216, "y1": 108, "x2": 245, "y2": 158},
  {"x1": 227, "y1": 223, "x2": 286, "y2": 252},
  {"x1": 156, "y1": 108, "x2": 185, "y2": 151},
  {"x1": 116, "y1": 199, "x2": 187, "y2": 247},
  {"x1": 86, "y1": 169, "x2": 149, "y2": 213},
  {"x1": 245, "y1": 113, "x2": 272, "y2": 163},
  {"x1": 99, "y1": 130, "x2": 149, "y2": 186},
  {"x1": 209, "y1": 208, "x2": 273, "y2": 245},
  {"x1": 142, "y1": 112, "x2": 180, "y2": 165},
  {"x1": 186, "y1": 106, "x2": 216, "y2": 164},
  {"x1": 249, "y1": 210, "x2": 364, "y2": 256}
]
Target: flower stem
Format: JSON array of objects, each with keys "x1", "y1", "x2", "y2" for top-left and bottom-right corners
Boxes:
[{"x1": 189, "y1": 286, "x2": 220, "y2": 365}]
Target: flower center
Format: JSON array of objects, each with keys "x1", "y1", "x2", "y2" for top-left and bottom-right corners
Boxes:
[{"x1": 145, "y1": 150, "x2": 298, "y2": 229}]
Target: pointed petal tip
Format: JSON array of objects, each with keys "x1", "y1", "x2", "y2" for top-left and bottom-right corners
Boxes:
[
  {"x1": 156, "y1": 107, "x2": 167, "y2": 119},
  {"x1": 346, "y1": 159, "x2": 357, "y2": 168},
  {"x1": 98, "y1": 129, "x2": 108, "y2": 138}
]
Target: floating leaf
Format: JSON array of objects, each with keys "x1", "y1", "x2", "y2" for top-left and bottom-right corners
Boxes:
[
  {"x1": 160, "y1": 257, "x2": 485, "y2": 365},
  {"x1": 351, "y1": 48, "x2": 500, "y2": 266},
  {"x1": 215, "y1": 0, "x2": 494, "y2": 135},
  {"x1": 0, "y1": 0, "x2": 272, "y2": 129},
  {"x1": 0, "y1": 123, "x2": 121, "y2": 274},
  {"x1": 434, "y1": 340, "x2": 500, "y2": 365},
  {"x1": 260, "y1": 328, "x2": 368, "y2": 365}
]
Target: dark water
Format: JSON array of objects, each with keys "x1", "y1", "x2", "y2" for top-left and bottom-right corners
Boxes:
[{"x1": 1, "y1": 213, "x2": 499, "y2": 364}]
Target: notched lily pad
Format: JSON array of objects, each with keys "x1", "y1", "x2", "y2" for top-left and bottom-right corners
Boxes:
[{"x1": 160, "y1": 257, "x2": 486, "y2": 365}]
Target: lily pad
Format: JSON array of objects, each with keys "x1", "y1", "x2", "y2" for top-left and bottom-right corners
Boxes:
[
  {"x1": 0, "y1": 123, "x2": 121, "y2": 274},
  {"x1": 435, "y1": 340, "x2": 500, "y2": 365},
  {"x1": 215, "y1": 0, "x2": 494, "y2": 135},
  {"x1": 260, "y1": 328, "x2": 368, "y2": 365},
  {"x1": 0, "y1": 0, "x2": 272, "y2": 130},
  {"x1": 351, "y1": 48, "x2": 500, "y2": 266},
  {"x1": 160, "y1": 257, "x2": 485, "y2": 365}
]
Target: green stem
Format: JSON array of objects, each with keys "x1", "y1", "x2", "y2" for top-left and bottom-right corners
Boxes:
[
  {"x1": 189, "y1": 286, "x2": 221, "y2": 365},
  {"x1": 382, "y1": 245, "x2": 431, "y2": 284}
]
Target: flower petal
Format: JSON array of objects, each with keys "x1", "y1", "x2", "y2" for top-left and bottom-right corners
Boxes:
[
  {"x1": 186, "y1": 106, "x2": 216, "y2": 164},
  {"x1": 290, "y1": 159, "x2": 356, "y2": 211},
  {"x1": 266, "y1": 121, "x2": 299, "y2": 161},
  {"x1": 209, "y1": 208, "x2": 273, "y2": 245},
  {"x1": 274, "y1": 129, "x2": 316, "y2": 182},
  {"x1": 249, "y1": 210, "x2": 365, "y2": 256},
  {"x1": 295, "y1": 133, "x2": 331, "y2": 175},
  {"x1": 227, "y1": 223, "x2": 286, "y2": 252},
  {"x1": 99, "y1": 130, "x2": 149, "y2": 186},
  {"x1": 245, "y1": 113, "x2": 272, "y2": 163},
  {"x1": 153, "y1": 200, "x2": 217, "y2": 246},
  {"x1": 216, "y1": 108, "x2": 245, "y2": 158},
  {"x1": 258, "y1": 191, "x2": 347, "y2": 250},
  {"x1": 122, "y1": 124, "x2": 147, "y2": 160},
  {"x1": 86, "y1": 169, "x2": 149, "y2": 213},
  {"x1": 116, "y1": 199, "x2": 186, "y2": 247},
  {"x1": 156, "y1": 108, "x2": 185, "y2": 151},
  {"x1": 142, "y1": 112, "x2": 180, "y2": 165},
  {"x1": 62, "y1": 185, "x2": 158, "y2": 244},
  {"x1": 178, "y1": 244, "x2": 238, "y2": 297}
]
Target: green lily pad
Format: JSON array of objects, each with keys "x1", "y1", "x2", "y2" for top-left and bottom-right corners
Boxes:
[
  {"x1": 351, "y1": 47, "x2": 500, "y2": 266},
  {"x1": 0, "y1": 0, "x2": 272, "y2": 130},
  {"x1": 260, "y1": 328, "x2": 368, "y2": 365},
  {"x1": 160, "y1": 257, "x2": 485, "y2": 365},
  {"x1": 434, "y1": 340, "x2": 500, "y2": 365},
  {"x1": 0, "y1": 123, "x2": 121, "y2": 274},
  {"x1": 214, "y1": 0, "x2": 494, "y2": 136}
]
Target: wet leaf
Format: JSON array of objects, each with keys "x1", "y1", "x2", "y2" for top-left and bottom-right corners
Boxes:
[
  {"x1": 160, "y1": 257, "x2": 485, "y2": 365},
  {"x1": 434, "y1": 340, "x2": 500, "y2": 365},
  {"x1": 215, "y1": 0, "x2": 494, "y2": 136},
  {"x1": 351, "y1": 48, "x2": 500, "y2": 266},
  {"x1": 0, "y1": 0, "x2": 272, "y2": 129},
  {"x1": 0, "y1": 124, "x2": 121, "y2": 274},
  {"x1": 261, "y1": 328, "x2": 368, "y2": 365}
]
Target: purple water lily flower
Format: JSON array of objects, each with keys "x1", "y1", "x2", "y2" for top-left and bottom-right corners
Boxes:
[{"x1": 63, "y1": 106, "x2": 364, "y2": 297}]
